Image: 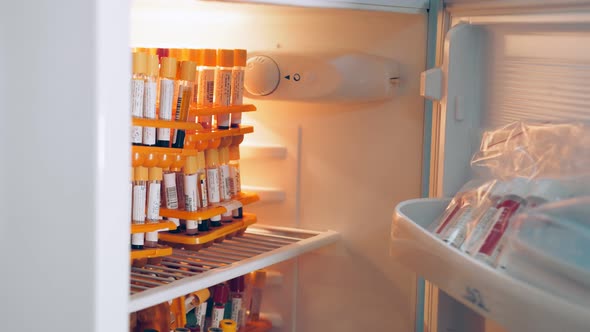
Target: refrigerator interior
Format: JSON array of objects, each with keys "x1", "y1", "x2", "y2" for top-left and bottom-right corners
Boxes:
[
  {"x1": 132, "y1": 0, "x2": 427, "y2": 331},
  {"x1": 421, "y1": 2, "x2": 590, "y2": 331}
]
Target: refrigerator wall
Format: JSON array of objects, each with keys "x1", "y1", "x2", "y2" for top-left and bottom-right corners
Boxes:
[{"x1": 132, "y1": 1, "x2": 427, "y2": 331}]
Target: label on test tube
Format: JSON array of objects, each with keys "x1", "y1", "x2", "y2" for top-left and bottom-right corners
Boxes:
[
  {"x1": 195, "y1": 302, "x2": 208, "y2": 329},
  {"x1": 132, "y1": 185, "x2": 147, "y2": 223},
  {"x1": 146, "y1": 183, "x2": 161, "y2": 221},
  {"x1": 231, "y1": 297, "x2": 242, "y2": 325},
  {"x1": 184, "y1": 174, "x2": 198, "y2": 212},
  {"x1": 439, "y1": 205, "x2": 474, "y2": 248},
  {"x1": 475, "y1": 199, "x2": 524, "y2": 264},
  {"x1": 215, "y1": 70, "x2": 232, "y2": 128},
  {"x1": 131, "y1": 233, "x2": 145, "y2": 246},
  {"x1": 220, "y1": 164, "x2": 232, "y2": 201},
  {"x1": 143, "y1": 81, "x2": 157, "y2": 145},
  {"x1": 163, "y1": 173, "x2": 179, "y2": 209},
  {"x1": 212, "y1": 306, "x2": 225, "y2": 329},
  {"x1": 231, "y1": 70, "x2": 244, "y2": 127},
  {"x1": 131, "y1": 79, "x2": 145, "y2": 144},
  {"x1": 198, "y1": 171, "x2": 209, "y2": 208},
  {"x1": 158, "y1": 79, "x2": 175, "y2": 143},
  {"x1": 200, "y1": 70, "x2": 215, "y2": 106},
  {"x1": 207, "y1": 169, "x2": 221, "y2": 203},
  {"x1": 229, "y1": 165, "x2": 241, "y2": 196}
]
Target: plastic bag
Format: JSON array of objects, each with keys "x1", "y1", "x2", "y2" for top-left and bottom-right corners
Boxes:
[
  {"x1": 497, "y1": 197, "x2": 590, "y2": 306},
  {"x1": 429, "y1": 121, "x2": 590, "y2": 265}
]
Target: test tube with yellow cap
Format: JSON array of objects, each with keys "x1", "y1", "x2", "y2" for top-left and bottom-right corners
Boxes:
[
  {"x1": 214, "y1": 49, "x2": 234, "y2": 129},
  {"x1": 192, "y1": 288, "x2": 211, "y2": 330},
  {"x1": 172, "y1": 61, "x2": 197, "y2": 149},
  {"x1": 131, "y1": 52, "x2": 148, "y2": 145},
  {"x1": 205, "y1": 149, "x2": 222, "y2": 228},
  {"x1": 145, "y1": 167, "x2": 163, "y2": 248},
  {"x1": 219, "y1": 320, "x2": 237, "y2": 332},
  {"x1": 231, "y1": 49, "x2": 247, "y2": 128},
  {"x1": 132, "y1": 166, "x2": 149, "y2": 250},
  {"x1": 143, "y1": 54, "x2": 159, "y2": 146},
  {"x1": 157, "y1": 56, "x2": 178, "y2": 147},
  {"x1": 196, "y1": 151, "x2": 211, "y2": 232},
  {"x1": 184, "y1": 156, "x2": 199, "y2": 235},
  {"x1": 197, "y1": 49, "x2": 217, "y2": 129}
]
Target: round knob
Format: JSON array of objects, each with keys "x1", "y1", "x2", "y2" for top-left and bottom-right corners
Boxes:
[{"x1": 245, "y1": 55, "x2": 280, "y2": 96}]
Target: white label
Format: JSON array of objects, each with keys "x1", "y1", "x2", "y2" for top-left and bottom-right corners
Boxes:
[
  {"x1": 215, "y1": 70, "x2": 232, "y2": 127},
  {"x1": 131, "y1": 79, "x2": 144, "y2": 117},
  {"x1": 146, "y1": 182, "x2": 161, "y2": 221},
  {"x1": 229, "y1": 164, "x2": 241, "y2": 195},
  {"x1": 184, "y1": 174, "x2": 198, "y2": 211},
  {"x1": 199, "y1": 69, "x2": 215, "y2": 107},
  {"x1": 146, "y1": 231, "x2": 158, "y2": 242},
  {"x1": 131, "y1": 79, "x2": 145, "y2": 144},
  {"x1": 220, "y1": 164, "x2": 232, "y2": 201},
  {"x1": 163, "y1": 173, "x2": 178, "y2": 209},
  {"x1": 231, "y1": 297, "x2": 243, "y2": 325},
  {"x1": 132, "y1": 184, "x2": 146, "y2": 223},
  {"x1": 220, "y1": 200, "x2": 242, "y2": 212},
  {"x1": 186, "y1": 220, "x2": 198, "y2": 230},
  {"x1": 462, "y1": 207, "x2": 499, "y2": 254},
  {"x1": 195, "y1": 302, "x2": 208, "y2": 328},
  {"x1": 142, "y1": 80, "x2": 157, "y2": 145},
  {"x1": 131, "y1": 233, "x2": 144, "y2": 246},
  {"x1": 157, "y1": 79, "x2": 175, "y2": 142},
  {"x1": 212, "y1": 306, "x2": 225, "y2": 328},
  {"x1": 231, "y1": 69, "x2": 244, "y2": 106},
  {"x1": 440, "y1": 205, "x2": 473, "y2": 247},
  {"x1": 207, "y1": 168, "x2": 221, "y2": 204}
]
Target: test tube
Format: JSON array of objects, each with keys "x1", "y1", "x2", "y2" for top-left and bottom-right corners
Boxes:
[
  {"x1": 212, "y1": 284, "x2": 229, "y2": 328},
  {"x1": 229, "y1": 135, "x2": 244, "y2": 219},
  {"x1": 219, "y1": 145, "x2": 233, "y2": 223},
  {"x1": 230, "y1": 49, "x2": 247, "y2": 128},
  {"x1": 145, "y1": 167, "x2": 162, "y2": 248},
  {"x1": 206, "y1": 149, "x2": 222, "y2": 228},
  {"x1": 229, "y1": 276, "x2": 245, "y2": 329},
  {"x1": 163, "y1": 168, "x2": 181, "y2": 232},
  {"x1": 131, "y1": 52, "x2": 147, "y2": 145},
  {"x1": 248, "y1": 270, "x2": 266, "y2": 322},
  {"x1": 172, "y1": 61, "x2": 196, "y2": 149},
  {"x1": 219, "y1": 320, "x2": 237, "y2": 332},
  {"x1": 132, "y1": 166, "x2": 148, "y2": 249},
  {"x1": 193, "y1": 288, "x2": 210, "y2": 331},
  {"x1": 143, "y1": 54, "x2": 159, "y2": 146},
  {"x1": 214, "y1": 49, "x2": 234, "y2": 129},
  {"x1": 196, "y1": 151, "x2": 211, "y2": 232},
  {"x1": 197, "y1": 49, "x2": 216, "y2": 129},
  {"x1": 189, "y1": 49, "x2": 200, "y2": 106},
  {"x1": 157, "y1": 57, "x2": 178, "y2": 147},
  {"x1": 184, "y1": 156, "x2": 199, "y2": 235}
]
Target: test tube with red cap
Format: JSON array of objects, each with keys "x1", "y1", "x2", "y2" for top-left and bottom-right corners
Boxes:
[
  {"x1": 229, "y1": 276, "x2": 245, "y2": 328},
  {"x1": 211, "y1": 284, "x2": 229, "y2": 328}
]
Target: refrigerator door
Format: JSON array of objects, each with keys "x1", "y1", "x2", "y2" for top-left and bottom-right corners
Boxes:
[{"x1": 418, "y1": 1, "x2": 590, "y2": 331}]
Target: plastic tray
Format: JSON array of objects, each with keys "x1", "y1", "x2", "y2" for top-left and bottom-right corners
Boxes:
[
  {"x1": 392, "y1": 198, "x2": 590, "y2": 332},
  {"x1": 159, "y1": 213, "x2": 257, "y2": 249},
  {"x1": 159, "y1": 192, "x2": 259, "y2": 221},
  {"x1": 130, "y1": 245, "x2": 173, "y2": 260},
  {"x1": 131, "y1": 220, "x2": 178, "y2": 234}
]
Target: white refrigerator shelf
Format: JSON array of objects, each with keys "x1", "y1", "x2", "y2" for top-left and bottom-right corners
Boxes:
[
  {"x1": 129, "y1": 225, "x2": 339, "y2": 313},
  {"x1": 392, "y1": 198, "x2": 590, "y2": 332}
]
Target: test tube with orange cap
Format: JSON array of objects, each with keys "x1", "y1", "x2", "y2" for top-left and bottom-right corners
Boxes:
[
  {"x1": 145, "y1": 167, "x2": 163, "y2": 248},
  {"x1": 206, "y1": 148, "x2": 223, "y2": 228},
  {"x1": 131, "y1": 52, "x2": 147, "y2": 145},
  {"x1": 214, "y1": 49, "x2": 234, "y2": 129},
  {"x1": 197, "y1": 49, "x2": 217, "y2": 129},
  {"x1": 184, "y1": 156, "x2": 199, "y2": 235},
  {"x1": 132, "y1": 166, "x2": 149, "y2": 250},
  {"x1": 143, "y1": 54, "x2": 159, "y2": 146},
  {"x1": 231, "y1": 49, "x2": 247, "y2": 128}
]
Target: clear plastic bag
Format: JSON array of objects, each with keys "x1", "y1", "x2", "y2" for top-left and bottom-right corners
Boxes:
[
  {"x1": 497, "y1": 197, "x2": 590, "y2": 306},
  {"x1": 429, "y1": 121, "x2": 590, "y2": 265}
]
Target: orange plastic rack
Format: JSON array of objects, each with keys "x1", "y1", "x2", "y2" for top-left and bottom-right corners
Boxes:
[
  {"x1": 130, "y1": 245, "x2": 173, "y2": 260},
  {"x1": 191, "y1": 104, "x2": 256, "y2": 116},
  {"x1": 159, "y1": 213, "x2": 257, "y2": 247},
  {"x1": 159, "y1": 192, "x2": 259, "y2": 221},
  {"x1": 131, "y1": 220, "x2": 178, "y2": 234},
  {"x1": 131, "y1": 125, "x2": 254, "y2": 168}
]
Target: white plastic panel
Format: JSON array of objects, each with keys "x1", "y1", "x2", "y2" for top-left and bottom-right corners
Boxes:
[
  {"x1": 392, "y1": 198, "x2": 590, "y2": 332},
  {"x1": 0, "y1": 0, "x2": 129, "y2": 331},
  {"x1": 207, "y1": 0, "x2": 429, "y2": 13}
]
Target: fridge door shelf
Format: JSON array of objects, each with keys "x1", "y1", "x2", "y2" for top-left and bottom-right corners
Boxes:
[
  {"x1": 159, "y1": 212, "x2": 257, "y2": 248},
  {"x1": 131, "y1": 245, "x2": 173, "y2": 261},
  {"x1": 129, "y1": 224, "x2": 340, "y2": 312},
  {"x1": 159, "y1": 192, "x2": 259, "y2": 221},
  {"x1": 131, "y1": 220, "x2": 178, "y2": 234},
  {"x1": 392, "y1": 198, "x2": 590, "y2": 332}
]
